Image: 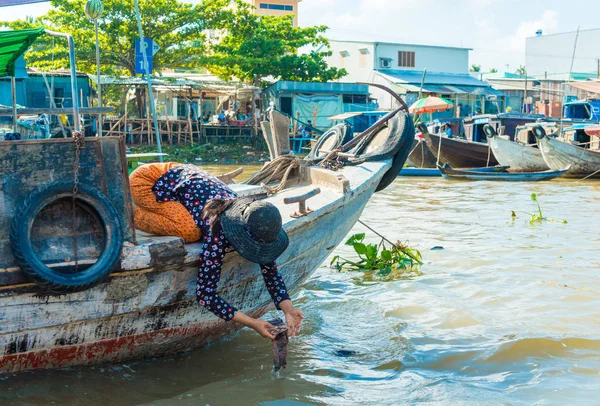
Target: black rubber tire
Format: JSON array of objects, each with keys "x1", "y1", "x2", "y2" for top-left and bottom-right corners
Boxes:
[
  {"x1": 533, "y1": 125, "x2": 547, "y2": 139},
  {"x1": 10, "y1": 181, "x2": 123, "y2": 294},
  {"x1": 305, "y1": 124, "x2": 351, "y2": 163},
  {"x1": 375, "y1": 114, "x2": 415, "y2": 192},
  {"x1": 351, "y1": 111, "x2": 410, "y2": 162},
  {"x1": 483, "y1": 124, "x2": 497, "y2": 138}
]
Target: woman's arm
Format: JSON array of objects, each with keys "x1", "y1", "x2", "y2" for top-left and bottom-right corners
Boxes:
[{"x1": 260, "y1": 262, "x2": 304, "y2": 338}]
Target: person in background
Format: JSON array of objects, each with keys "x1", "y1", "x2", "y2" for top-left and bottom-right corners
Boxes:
[
  {"x1": 218, "y1": 110, "x2": 226, "y2": 124},
  {"x1": 443, "y1": 123, "x2": 453, "y2": 138},
  {"x1": 301, "y1": 120, "x2": 313, "y2": 138}
]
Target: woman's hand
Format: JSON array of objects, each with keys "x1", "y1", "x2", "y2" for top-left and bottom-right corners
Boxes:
[
  {"x1": 279, "y1": 300, "x2": 304, "y2": 339},
  {"x1": 250, "y1": 319, "x2": 277, "y2": 340},
  {"x1": 233, "y1": 311, "x2": 276, "y2": 340}
]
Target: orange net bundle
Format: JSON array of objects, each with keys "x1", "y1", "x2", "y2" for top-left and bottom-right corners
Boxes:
[{"x1": 130, "y1": 162, "x2": 201, "y2": 243}]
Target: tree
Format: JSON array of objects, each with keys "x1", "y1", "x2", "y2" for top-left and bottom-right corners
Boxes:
[
  {"x1": 469, "y1": 64, "x2": 481, "y2": 73},
  {"x1": 199, "y1": 0, "x2": 346, "y2": 86},
  {"x1": 2, "y1": 0, "x2": 207, "y2": 114},
  {"x1": 489, "y1": 68, "x2": 498, "y2": 73},
  {"x1": 516, "y1": 65, "x2": 527, "y2": 77}
]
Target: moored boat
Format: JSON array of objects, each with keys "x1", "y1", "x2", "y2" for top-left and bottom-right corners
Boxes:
[
  {"x1": 423, "y1": 131, "x2": 499, "y2": 168},
  {"x1": 534, "y1": 125, "x2": 600, "y2": 178},
  {"x1": 0, "y1": 82, "x2": 414, "y2": 373},
  {"x1": 485, "y1": 125, "x2": 550, "y2": 172},
  {"x1": 438, "y1": 163, "x2": 567, "y2": 182}
]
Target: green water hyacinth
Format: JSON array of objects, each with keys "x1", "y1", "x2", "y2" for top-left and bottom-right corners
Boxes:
[
  {"x1": 331, "y1": 233, "x2": 423, "y2": 280},
  {"x1": 511, "y1": 193, "x2": 568, "y2": 225},
  {"x1": 85, "y1": 0, "x2": 104, "y2": 20}
]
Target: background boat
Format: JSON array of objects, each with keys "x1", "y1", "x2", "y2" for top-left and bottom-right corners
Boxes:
[
  {"x1": 535, "y1": 126, "x2": 600, "y2": 178},
  {"x1": 485, "y1": 124, "x2": 549, "y2": 172},
  {"x1": 424, "y1": 132, "x2": 499, "y2": 168},
  {"x1": 439, "y1": 164, "x2": 567, "y2": 182}
]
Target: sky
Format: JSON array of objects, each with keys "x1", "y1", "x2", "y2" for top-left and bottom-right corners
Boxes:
[{"x1": 3, "y1": 0, "x2": 600, "y2": 73}]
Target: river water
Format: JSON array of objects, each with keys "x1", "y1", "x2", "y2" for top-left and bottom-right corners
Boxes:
[{"x1": 1, "y1": 168, "x2": 600, "y2": 406}]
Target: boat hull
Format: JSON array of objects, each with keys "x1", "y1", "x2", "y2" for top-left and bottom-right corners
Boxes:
[
  {"x1": 439, "y1": 165, "x2": 567, "y2": 182},
  {"x1": 406, "y1": 139, "x2": 438, "y2": 168},
  {"x1": 538, "y1": 135, "x2": 600, "y2": 177},
  {"x1": 0, "y1": 161, "x2": 390, "y2": 373},
  {"x1": 424, "y1": 133, "x2": 499, "y2": 168},
  {"x1": 488, "y1": 136, "x2": 550, "y2": 172}
]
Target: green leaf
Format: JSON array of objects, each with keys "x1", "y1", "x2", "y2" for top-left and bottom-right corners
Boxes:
[
  {"x1": 381, "y1": 250, "x2": 392, "y2": 261},
  {"x1": 330, "y1": 256, "x2": 339, "y2": 266},
  {"x1": 353, "y1": 243, "x2": 367, "y2": 256},
  {"x1": 531, "y1": 193, "x2": 537, "y2": 202}
]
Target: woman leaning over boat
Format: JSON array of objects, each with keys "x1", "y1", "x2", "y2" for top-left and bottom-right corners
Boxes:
[{"x1": 131, "y1": 163, "x2": 304, "y2": 340}]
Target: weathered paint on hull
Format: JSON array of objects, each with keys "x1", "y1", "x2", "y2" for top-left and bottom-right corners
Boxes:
[
  {"x1": 538, "y1": 136, "x2": 600, "y2": 177},
  {"x1": 488, "y1": 136, "x2": 549, "y2": 172},
  {"x1": 0, "y1": 161, "x2": 390, "y2": 373}
]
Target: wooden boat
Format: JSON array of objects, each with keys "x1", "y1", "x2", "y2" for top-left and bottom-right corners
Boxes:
[
  {"x1": 399, "y1": 167, "x2": 440, "y2": 177},
  {"x1": 0, "y1": 100, "x2": 414, "y2": 373},
  {"x1": 424, "y1": 132, "x2": 499, "y2": 168},
  {"x1": 438, "y1": 164, "x2": 567, "y2": 182},
  {"x1": 486, "y1": 125, "x2": 550, "y2": 172},
  {"x1": 534, "y1": 125, "x2": 600, "y2": 178},
  {"x1": 406, "y1": 138, "x2": 438, "y2": 168}
]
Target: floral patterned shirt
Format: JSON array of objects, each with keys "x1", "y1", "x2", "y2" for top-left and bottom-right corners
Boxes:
[{"x1": 152, "y1": 165, "x2": 290, "y2": 321}]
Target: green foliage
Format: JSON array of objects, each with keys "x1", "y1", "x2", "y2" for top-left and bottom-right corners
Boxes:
[
  {"x1": 200, "y1": 0, "x2": 347, "y2": 86},
  {"x1": 469, "y1": 64, "x2": 481, "y2": 73},
  {"x1": 330, "y1": 233, "x2": 423, "y2": 281},
  {"x1": 489, "y1": 68, "x2": 498, "y2": 73},
  {"x1": 516, "y1": 65, "x2": 527, "y2": 77},
  {"x1": 511, "y1": 193, "x2": 567, "y2": 225},
  {"x1": 1, "y1": 0, "x2": 207, "y2": 76},
  {"x1": 2, "y1": 0, "x2": 345, "y2": 94},
  {"x1": 129, "y1": 142, "x2": 269, "y2": 164}
]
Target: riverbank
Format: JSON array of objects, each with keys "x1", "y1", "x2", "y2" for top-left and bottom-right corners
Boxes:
[{"x1": 128, "y1": 143, "x2": 270, "y2": 165}]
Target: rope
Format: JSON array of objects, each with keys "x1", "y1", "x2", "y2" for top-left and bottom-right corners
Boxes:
[
  {"x1": 246, "y1": 154, "x2": 300, "y2": 195},
  {"x1": 436, "y1": 134, "x2": 442, "y2": 167}
]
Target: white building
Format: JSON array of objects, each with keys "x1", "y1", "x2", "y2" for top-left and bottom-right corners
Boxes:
[
  {"x1": 526, "y1": 28, "x2": 600, "y2": 81},
  {"x1": 327, "y1": 40, "x2": 504, "y2": 116}
]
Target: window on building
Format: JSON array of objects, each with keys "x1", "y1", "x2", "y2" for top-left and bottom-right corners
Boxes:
[
  {"x1": 339, "y1": 51, "x2": 349, "y2": 69},
  {"x1": 398, "y1": 51, "x2": 416, "y2": 68},
  {"x1": 260, "y1": 3, "x2": 294, "y2": 11},
  {"x1": 358, "y1": 48, "x2": 370, "y2": 68}
]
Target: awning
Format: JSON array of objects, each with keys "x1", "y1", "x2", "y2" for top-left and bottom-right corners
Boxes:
[
  {"x1": 568, "y1": 80, "x2": 600, "y2": 94},
  {"x1": 0, "y1": 27, "x2": 45, "y2": 78},
  {"x1": 377, "y1": 70, "x2": 504, "y2": 97},
  {"x1": 585, "y1": 125, "x2": 600, "y2": 137}
]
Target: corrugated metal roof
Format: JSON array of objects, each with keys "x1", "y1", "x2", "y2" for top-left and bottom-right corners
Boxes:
[
  {"x1": 268, "y1": 80, "x2": 370, "y2": 95},
  {"x1": 568, "y1": 80, "x2": 600, "y2": 94},
  {"x1": 379, "y1": 70, "x2": 490, "y2": 87},
  {"x1": 88, "y1": 75, "x2": 200, "y2": 88}
]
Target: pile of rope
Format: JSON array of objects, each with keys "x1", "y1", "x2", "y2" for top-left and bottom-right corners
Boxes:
[{"x1": 245, "y1": 154, "x2": 301, "y2": 195}]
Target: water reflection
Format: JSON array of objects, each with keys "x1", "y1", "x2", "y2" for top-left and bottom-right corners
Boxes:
[{"x1": 1, "y1": 174, "x2": 599, "y2": 405}]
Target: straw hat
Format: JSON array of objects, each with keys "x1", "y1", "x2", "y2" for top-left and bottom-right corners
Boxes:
[{"x1": 221, "y1": 198, "x2": 289, "y2": 264}]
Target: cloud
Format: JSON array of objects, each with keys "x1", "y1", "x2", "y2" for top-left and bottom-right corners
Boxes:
[{"x1": 503, "y1": 10, "x2": 559, "y2": 53}]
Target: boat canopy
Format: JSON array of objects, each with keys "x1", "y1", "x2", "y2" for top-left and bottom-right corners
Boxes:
[{"x1": 0, "y1": 27, "x2": 45, "y2": 78}]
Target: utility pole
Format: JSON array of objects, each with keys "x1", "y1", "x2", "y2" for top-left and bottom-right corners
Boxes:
[
  {"x1": 597, "y1": 58, "x2": 600, "y2": 79},
  {"x1": 523, "y1": 69, "x2": 528, "y2": 113},
  {"x1": 134, "y1": 0, "x2": 163, "y2": 161}
]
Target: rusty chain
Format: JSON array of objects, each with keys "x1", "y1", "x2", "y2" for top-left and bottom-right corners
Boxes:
[{"x1": 72, "y1": 131, "x2": 85, "y2": 272}]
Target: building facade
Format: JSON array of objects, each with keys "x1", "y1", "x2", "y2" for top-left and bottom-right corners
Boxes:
[
  {"x1": 244, "y1": 0, "x2": 301, "y2": 26},
  {"x1": 326, "y1": 40, "x2": 504, "y2": 117},
  {"x1": 526, "y1": 29, "x2": 600, "y2": 81}
]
